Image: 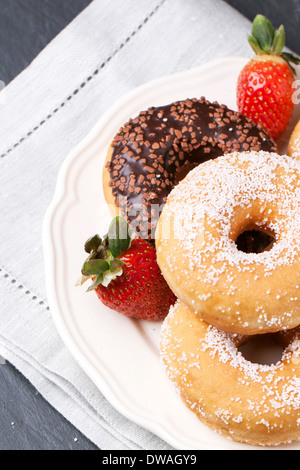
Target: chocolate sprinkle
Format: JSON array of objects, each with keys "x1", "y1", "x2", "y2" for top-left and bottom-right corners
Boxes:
[{"x1": 108, "y1": 97, "x2": 277, "y2": 241}]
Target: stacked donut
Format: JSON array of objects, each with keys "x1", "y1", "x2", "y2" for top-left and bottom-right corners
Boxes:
[
  {"x1": 156, "y1": 148, "x2": 300, "y2": 447},
  {"x1": 288, "y1": 120, "x2": 300, "y2": 160},
  {"x1": 104, "y1": 97, "x2": 300, "y2": 447}
]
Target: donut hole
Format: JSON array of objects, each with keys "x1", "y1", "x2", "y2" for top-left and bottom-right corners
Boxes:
[
  {"x1": 235, "y1": 228, "x2": 275, "y2": 254},
  {"x1": 238, "y1": 335, "x2": 284, "y2": 366}
]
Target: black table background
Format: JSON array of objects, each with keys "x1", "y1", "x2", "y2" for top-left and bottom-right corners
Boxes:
[
  {"x1": 225, "y1": 0, "x2": 300, "y2": 55},
  {"x1": 0, "y1": 0, "x2": 299, "y2": 451},
  {"x1": 0, "y1": 0, "x2": 97, "y2": 451}
]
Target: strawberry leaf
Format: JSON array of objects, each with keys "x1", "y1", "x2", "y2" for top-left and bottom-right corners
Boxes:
[
  {"x1": 81, "y1": 259, "x2": 110, "y2": 276},
  {"x1": 247, "y1": 34, "x2": 264, "y2": 55},
  {"x1": 84, "y1": 234, "x2": 102, "y2": 254},
  {"x1": 108, "y1": 216, "x2": 133, "y2": 258},
  {"x1": 110, "y1": 258, "x2": 124, "y2": 272},
  {"x1": 272, "y1": 25, "x2": 285, "y2": 54},
  {"x1": 86, "y1": 274, "x2": 104, "y2": 292},
  {"x1": 282, "y1": 52, "x2": 300, "y2": 65},
  {"x1": 251, "y1": 14, "x2": 274, "y2": 53},
  {"x1": 281, "y1": 53, "x2": 300, "y2": 74}
]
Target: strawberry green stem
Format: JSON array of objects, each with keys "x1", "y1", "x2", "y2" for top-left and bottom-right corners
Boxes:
[
  {"x1": 248, "y1": 14, "x2": 300, "y2": 72},
  {"x1": 79, "y1": 216, "x2": 135, "y2": 291}
]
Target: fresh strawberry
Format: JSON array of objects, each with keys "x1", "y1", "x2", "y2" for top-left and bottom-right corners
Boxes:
[
  {"x1": 79, "y1": 216, "x2": 176, "y2": 320},
  {"x1": 237, "y1": 14, "x2": 300, "y2": 140}
]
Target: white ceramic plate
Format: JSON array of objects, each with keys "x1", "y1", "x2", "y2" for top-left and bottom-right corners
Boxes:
[{"x1": 43, "y1": 57, "x2": 300, "y2": 450}]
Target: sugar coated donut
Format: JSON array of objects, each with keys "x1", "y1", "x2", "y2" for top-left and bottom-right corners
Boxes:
[
  {"x1": 161, "y1": 300, "x2": 300, "y2": 447},
  {"x1": 103, "y1": 97, "x2": 276, "y2": 241},
  {"x1": 156, "y1": 151, "x2": 300, "y2": 335},
  {"x1": 288, "y1": 120, "x2": 300, "y2": 160}
]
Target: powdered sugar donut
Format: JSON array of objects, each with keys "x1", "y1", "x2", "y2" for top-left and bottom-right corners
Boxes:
[
  {"x1": 156, "y1": 151, "x2": 300, "y2": 335},
  {"x1": 161, "y1": 300, "x2": 300, "y2": 447},
  {"x1": 288, "y1": 120, "x2": 300, "y2": 160}
]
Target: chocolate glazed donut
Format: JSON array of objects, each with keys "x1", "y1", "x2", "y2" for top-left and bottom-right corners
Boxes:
[{"x1": 103, "y1": 97, "x2": 277, "y2": 241}]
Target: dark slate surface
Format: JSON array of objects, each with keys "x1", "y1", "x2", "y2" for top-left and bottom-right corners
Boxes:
[
  {"x1": 225, "y1": 0, "x2": 300, "y2": 54},
  {"x1": 0, "y1": 0, "x2": 97, "y2": 451},
  {"x1": 0, "y1": 361, "x2": 98, "y2": 450},
  {"x1": 0, "y1": 0, "x2": 299, "y2": 451},
  {"x1": 0, "y1": 0, "x2": 93, "y2": 85}
]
